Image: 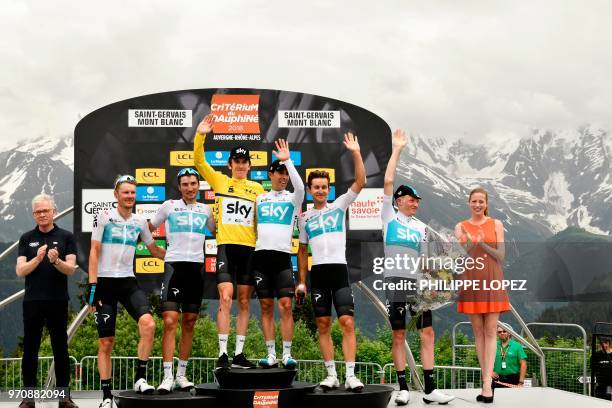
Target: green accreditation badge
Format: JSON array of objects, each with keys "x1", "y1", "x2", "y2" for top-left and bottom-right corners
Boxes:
[{"x1": 136, "y1": 239, "x2": 166, "y2": 256}]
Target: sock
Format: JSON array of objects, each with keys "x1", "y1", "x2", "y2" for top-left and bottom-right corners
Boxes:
[
  {"x1": 136, "y1": 359, "x2": 148, "y2": 381},
  {"x1": 101, "y1": 379, "x2": 112, "y2": 400},
  {"x1": 396, "y1": 370, "x2": 409, "y2": 391},
  {"x1": 163, "y1": 361, "x2": 173, "y2": 379},
  {"x1": 346, "y1": 362, "x2": 356, "y2": 378},
  {"x1": 218, "y1": 334, "x2": 228, "y2": 356},
  {"x1": 424, "y1": 369, "x2": 435, "y2": 394},
  {"x1": 324, "y1": 360, "x2": 337, "y2": 377},
  {"x1": 266, "y1": 340, "x2": 276, "y2": 357},
  {"x1": 235, "y1": 335, "x2": 246, "y2": 355},
  {"x1": 282, "y1": 341, "x2": 292, "y2": 357},
  {"x1": 176, "y1": 359, "x2": 188, "y2": 377}
]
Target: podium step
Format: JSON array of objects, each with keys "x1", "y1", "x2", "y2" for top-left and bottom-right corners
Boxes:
[
  {"x1": 113, "y1": 390, "x2": 217, "y2": 408},
  {"x1": 214, "y1": 366, "x2": 297, "y2": 389},
  {"x1": 304, "y1": 384, "x2": 394, "y2": 408}
]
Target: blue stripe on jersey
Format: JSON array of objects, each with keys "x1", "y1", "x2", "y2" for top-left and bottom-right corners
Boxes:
[
  {"x1": 167, "y1": 212, "x2": 209, "y2": 234},
  {"x1": 385, "y1": 220, "x2": 422, "y2": 251},
  {"x1": 101, "y1": 223, "x2": 141, "y2": 247},
  {"x1": 257, "y1": 202, "x2": 294, "y2": 225},
  {"x1": 305, "y1": 208, "x2": 344, "y2": 238}
]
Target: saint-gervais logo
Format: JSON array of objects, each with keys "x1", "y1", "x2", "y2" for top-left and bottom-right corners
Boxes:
[
  {"x1": 136, "y1": 168, "x2": 165, "y2": 184},
  {"x1": 135, "y1": 204, "x2": 161, "y2": 220},
  {"x1": 82, "y1": 189, "x2": 117, "y2": 233},
  {"x1": 136, "y1": 186, "x2": 165, "y2": 202},
  {"x1": 205, "y1": 151, "x2": 230, "y2": 166},
  {"x1": 170, "y1": 151, "x2": 194, "y2": 166},
  {"x1": 135, "y1": 257, "x2": 164, "y2": 273}
]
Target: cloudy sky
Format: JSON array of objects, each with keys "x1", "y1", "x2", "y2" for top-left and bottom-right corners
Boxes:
[{"x1": 1, "y1": 0, "x2": 611, "y2": 147}]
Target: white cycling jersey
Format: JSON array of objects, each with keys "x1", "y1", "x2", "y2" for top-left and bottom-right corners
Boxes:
[
  {"x1": 381, "y1": 194, "x2": 429, "y2": 278},
  {"x1": 150, "y1": 199, "x2": 214, "y2": 263},
  {"x1": 91, "y1": 208, "x2": 153, "y2": 278},
  {"x1": 255, "y1": 159, "x2": 304, "y2": 253},
  {"x1": 298, "y1": 189, "x2": 358, "y2": 265}
]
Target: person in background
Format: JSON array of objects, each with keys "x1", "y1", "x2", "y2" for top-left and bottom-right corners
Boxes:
[
  {"x1": 16, "y1": 194, "x2": 78, "y2": 408},
  {"x1": 492, "y1": 327, "x2": 527, "y2": 388}
]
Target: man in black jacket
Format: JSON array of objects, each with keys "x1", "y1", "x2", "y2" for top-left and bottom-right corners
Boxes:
[{"x1": 16, "y1": 194, "x2": 78, "y2": 408}]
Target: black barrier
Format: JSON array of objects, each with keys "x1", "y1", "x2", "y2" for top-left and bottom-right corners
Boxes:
[{"x1": 74, "y1": 88, "x2": 391, "y2": 297}]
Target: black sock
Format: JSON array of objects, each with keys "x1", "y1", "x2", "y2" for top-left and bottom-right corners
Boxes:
[
  {"x1": 101, "y1": 379, "x2": 112, "y2": 400},
  {"x1": 396, "y1": 370, "x2": 409, "y2": 391},
  {"x1": 424, "y1": 369, "x2": 435, "y2": 394},
  {"x1": 136, "y1": 359, "x2": 148, "y2": 381}
]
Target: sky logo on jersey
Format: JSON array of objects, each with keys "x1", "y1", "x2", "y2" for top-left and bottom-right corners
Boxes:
[
  {"x1": 170, "y1": 151, "x2": 194, "y2": 166},
  {"x1": 205, "y1": 257, "x2": 216, "y2": 273},
  {"x1": 306, "y1": 168, "x2": 335, "y2": 183},
  {"x1": 249, "y1": 151, "x2": 268, "y2": 167},
  {"x1": 136, "y1": 186, "x2": 165, "y2": 202},
  {"x1": 250, "y1": 170, "x2": 268, "y2": 180},
  {"x1": 307, "y1": 186, "x2": 335, "y2": 201},
  {"x1": 167, "y1": 212, "x2": 209, "y2": 234},
  {"x1": 222, "y1": 198, "x2": 254, "y2": 226},
  {"x1": 289, "y1": 151, "x2": 302, "y2": 166},
  {"x1": 205, "y1": 151, "x2": 230, "y2": 166},
  {"x1": 257, "y1": 202, "x2": 294, "y2": 225},
  {"x1": 385, "y1": 221, "x2": 422, "y2": 251},
  {"x1": 136, "y1": 239, "x2": 166, "y2": 256},
  {"x1": 136, "y1": 258, "x2": 164, "y2": 273},
  {"x1": 135, "y1": 168, "x2": 165, "y2": 184},
  {"x1": 101, "y1": 223, "x2": 141, "y2": 246},
  {"x1": 305, "y1": 208, "x2": 344, "y2": 238}
]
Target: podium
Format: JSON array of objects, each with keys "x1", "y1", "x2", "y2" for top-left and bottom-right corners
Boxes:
[{"x1": 114, "y1": 366, "x2": 393, "y2": 408}]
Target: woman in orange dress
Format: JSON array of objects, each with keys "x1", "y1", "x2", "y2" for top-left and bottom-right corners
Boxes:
[{"x1": 455, "y1": 188, "x2": 510, "y2": 403}]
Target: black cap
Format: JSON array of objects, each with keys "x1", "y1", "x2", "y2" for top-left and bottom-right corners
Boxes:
[
  {"x1": 230, "y1": 146, "x2": 250, "y2": 161},
  {"x1": 268, "y1": 160, "x2": 287, "y2": 173},
  {"x1": 394, "y1": 185, "x2": 422, "y2": 200}
]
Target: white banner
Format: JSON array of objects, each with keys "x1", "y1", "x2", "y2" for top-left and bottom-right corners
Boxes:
[
  {"x1": 128, "y1": 109, "x2": 192, "y2": 127},
  {"x1": 349, "y1": 188, "x2": 384, "y2": 230},
  {"x1": 278, "y1": 110, "x2": 340, "y2": 128},
  {"x1": 81, "y1": 189, "x2": 116, "y2": 232}
]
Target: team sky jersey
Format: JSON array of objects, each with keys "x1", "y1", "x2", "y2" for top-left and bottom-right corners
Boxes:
[
  {"x1": 91, "y1": 208, "x2": 153, "y2": 278},
  {"x1": 194, "y1": 132, "x2": 265, "y2": 247},
  {"x1": 150, "y1": 199, "x2": 215, "y2": 263},
  {"x1": 255, "y1": 159, "x2": 304, "y2": 253},
  {"x1": 298, "y1": 189, "x2": 359, "y2": 265},
  {"x1": 381, "y1": 194, "x2": 429, "y2": 278}
]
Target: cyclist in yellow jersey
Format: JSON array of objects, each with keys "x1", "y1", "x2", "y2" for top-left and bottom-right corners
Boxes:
[{"x1": 193, "y1": 114, "x2": 264, "y2": 369}]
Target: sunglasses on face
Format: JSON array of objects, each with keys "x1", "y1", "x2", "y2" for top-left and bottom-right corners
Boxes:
[
  {"x1": 114, "y1": 175, "x2": 136, "y2": 188},
  {"x1": 177, "y1": 168, "x2": 200, "y2": 178}
]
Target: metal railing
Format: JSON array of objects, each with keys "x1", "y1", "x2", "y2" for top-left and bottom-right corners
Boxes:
[
  {"x1": 383, "y1": 363, "x2": 482, "y2": 389},
  {"x1": 521, "y1": 322, "x2": 588, "y2": 395},
  {"x1": 0, "y1": 356, "x2": 79, "y2": 391}
]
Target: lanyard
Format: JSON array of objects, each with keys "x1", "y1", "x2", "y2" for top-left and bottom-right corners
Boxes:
[{"x1": 500, "y1": 343, "x2": 510, "y2": 361}]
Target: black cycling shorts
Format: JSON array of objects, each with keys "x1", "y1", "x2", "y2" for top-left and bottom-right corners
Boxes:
[
  {"x1": 160, "y1": 262, "x2": 204, "y2": 314},
  {"x1": 385, "y1": 276, "x2": 432, "y2": 331},
  {"x1": 216, "y1": 244, "x2": 254, "y2": 286},
  {"x1": 310, "y1": 264, "x2": 354, "y2": 318},
  {"x1": 252, "y1": 250, "x2": 295, "y2": 299},
  {"x1": 94, "y1": 277, "x2": 152, "y2": 338}
]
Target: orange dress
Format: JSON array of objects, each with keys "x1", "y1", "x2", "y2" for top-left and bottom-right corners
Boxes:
[{"x1": 457, "y1": 218, "x2": 510, "y2": 314}]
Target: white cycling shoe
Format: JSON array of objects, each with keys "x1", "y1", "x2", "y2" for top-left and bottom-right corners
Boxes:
[
  {"x1": 98, "y1": 398, "x2": 112, "y2": 408},
  {"x1": 319, "y1": 375, "x2": 340, "y2": 390},
  {"x1": 344, "y1": 376, "x2": 364, "y2": 392},
  {"x1": 133, "y1": 378, "x2": 155, "y2": 394},
  {"x1": 157, "y1": 376, "x2": 174, "y2": 394},
  {"x1": 258, "y1": 354, "x2": 279, "y2": 368},
  {"x1": 282, "y1": 354, "x2": 297, "y2": 369},
  {"x1": 423, "y1": 389, "x2": 455, "y2": 404},
  {"x1": 395, "y1": 389, "x2": 410, "y2": 405},
  {"x1": 174, "y1": 375, "x2": 195, "y2": 390}
]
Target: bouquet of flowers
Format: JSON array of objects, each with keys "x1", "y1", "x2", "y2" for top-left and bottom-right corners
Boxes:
[{"x1": 408, "y1": 223, "x2": 467, "y2": 330}]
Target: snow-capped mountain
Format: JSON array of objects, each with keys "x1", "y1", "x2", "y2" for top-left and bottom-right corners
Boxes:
[
  {"x1": 399, "y1": 125, "x2": 611, "y2": 238},
  {"x1": 0, "y1": 135, "x2": 73, "y2": 242}
]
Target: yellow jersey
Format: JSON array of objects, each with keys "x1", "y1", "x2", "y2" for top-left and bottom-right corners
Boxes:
[{"x1": 193, "y1": 132, "x2": 264, "y2": 246}]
